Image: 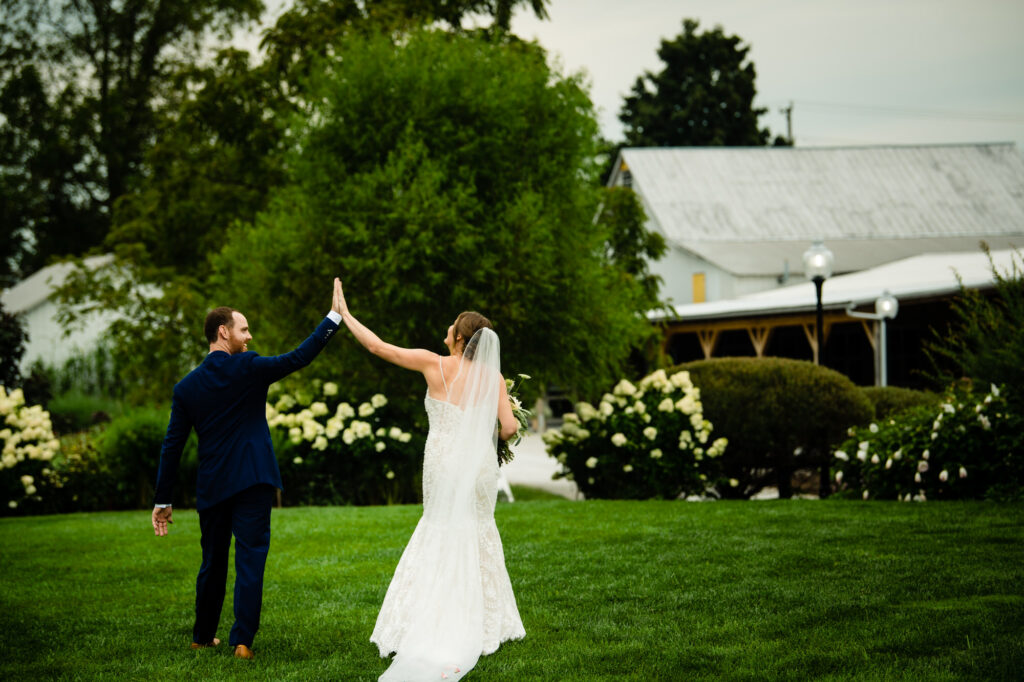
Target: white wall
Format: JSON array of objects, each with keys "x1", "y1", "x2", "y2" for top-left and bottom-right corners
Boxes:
[{"x1": 17, "y1": 300, "x2": 117, "y2": 371}]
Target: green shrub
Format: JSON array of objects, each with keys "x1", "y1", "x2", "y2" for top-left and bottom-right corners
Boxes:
[
  {"x1": 47, "y1": 391, "x2": 123, "y2": 435},
  {"x1": 677, "y1": 358, "x2": 873, "y2": 499},
  {"x1": 861, "y1": 386, "x2": 939, "y2": 420},
  {"x1": 92, "y1": 407, "x2": 198, "y2": 509},
  {"x1": 542, "y1": 369, "x2": 727, "y2": 500},
  {"x1": 268, "y1": 381, "x2": 426, "y2": 506},
  {"x1": 832, "y1": 382, "x2": 1024, "y2": 501}
]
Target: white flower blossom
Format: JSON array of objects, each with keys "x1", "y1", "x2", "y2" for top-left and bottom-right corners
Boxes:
[
  {"x1": 310, "y1": 402, "x2": 329, "y2": 417},
  {"x1": 371, "y1": 394, "x2": 388, "y2": 408},
  {"x1": 870, "y1": 454, "x2": 880, "y2": 464},
  {"x1": 389, "y1": 427, "x2": 403, "y2": 440},
  {"x1": 633, "y1": 401, "x2": 646, "y2": 414},
  {"x1": 893, "y1": 449, "x2": 903, "y2": 461},
  {"x1": 959, "y1": 467, "x2": 968, "y2": 479},
  {"x1": 622, "y1": 464, "x2": 633, "y2": 473},
  {"x1": 323, "y1": 382, "x2": 338, "y2": 396},
  {"x1": 862, "y1": 490, "x2": 870, "y2": 500},
  {"x1": 729, "y1": 478, "x2": 739, "y2": 487},
  {"x1": 312, "y1": 436, "x2": 328, "y2": 451},
  {"x1": 869, "y1": 423, "x2": 879, "y2": 433},
  {"x1": 978, "y1": 414, "x2": 991, "y2": 430},
  {"x1": 399, "y1": 433, "x2": 411, "y2": 443},
  {"x1": 834, "y1": 451, "x2": 849, "y2": 461},
  {"x1": 917, "y1": 460, "x2": 929, "y2": 473},
  {"x1": 20, "y1": 475, "x2": 33, "y2": 487},
  {"x1": 376, "y1": 442, "x2": 386, "y2": 452},
  {"x1": 915, "y1": 472, "x2": 922, "y2": 483},
  {"x1": 613, "y1": 379, "x2": 637, "y2": 397},
  {"x1": 643, "y1": 426, "x2": 658, "y2": 441},
  {"x1": 562, "y1": 413, "x2": 580, "y2": 424},
  {"x1": 611, "y1": 433, "x2": 627, "y2": 447},
  {"x1": 922, "y1": 449, "x2": 930, "y2": 460},
  {"x1": 885, "y1": 458, "x2": 893, "y2": 470},
  {"x1": 358, "y1": 402, "x2": 375, "y2": 417},
  {"x1": 576, "y1": 402, "x2": 598, "y2": 422},
  {"x1": 991, "y1": 384, "x2": 1000, "y2": 397},
  {"x1": 8, "y1": 501, "x2": 16, "y2": 509},
  {"x1": 599, "y1": 401, "x2": 615, "y2": 418},
  {"x1": 939, "y1": 469, "x2": 948, "y2": 482},
  {"x1": 386, "y1": 470, "x2": 395, "y2": 480},
  {"x1": 586, "y1": 457, "x2": 598, "y2": 469},
  {"x1": 293, "y1": 456, "x2": 303, "y2": 464},
  {"x1": 835, "y1": 471, "x2": 843, "y2": 484},
  {"x1": 657, "y1": 398, "x2": 674, "y2": 413},
  {"x1": 587, "y1": 477, "x2": 595, "y2": 485},
  {"x1": 337, "y1": 403, "x2": 355, "y2": 419}
]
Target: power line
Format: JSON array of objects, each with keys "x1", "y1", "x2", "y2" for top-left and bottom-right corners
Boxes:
[{"x1": 792, "y1": 99, "x2": 1024, "y2": 124}]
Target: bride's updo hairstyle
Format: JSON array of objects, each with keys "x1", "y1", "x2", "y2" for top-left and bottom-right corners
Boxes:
[{"x1": 453, "y1": 311, "x2": 492, "y2": 360}]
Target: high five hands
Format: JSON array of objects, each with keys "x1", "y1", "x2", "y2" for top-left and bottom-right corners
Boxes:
[{"x1": 332, "y1": 277, "x2": 349, "y2": 317}]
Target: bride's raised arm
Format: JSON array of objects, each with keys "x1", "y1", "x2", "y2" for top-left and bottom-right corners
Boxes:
[{"x1": 335, "y1": 280, "x2": 436, "y2": 373}]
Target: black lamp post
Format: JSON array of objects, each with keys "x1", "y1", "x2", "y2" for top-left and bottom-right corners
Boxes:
[{"x1": 803, "y1": 240, "x2": 834, "y2": 498}]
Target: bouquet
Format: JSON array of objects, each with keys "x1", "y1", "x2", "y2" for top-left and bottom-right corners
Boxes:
[{"x1": 497, "y1": 374, "x2": 532, "y2": 466}]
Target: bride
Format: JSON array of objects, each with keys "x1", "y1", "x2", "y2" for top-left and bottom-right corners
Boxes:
[{"x1": 334, "y1": 282, "x2": 526, "y2": 681}]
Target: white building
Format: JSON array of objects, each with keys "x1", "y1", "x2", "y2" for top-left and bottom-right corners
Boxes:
[
  {"x1": 1, "y1": 255, "x2": 117, "y2": 371},
  {"x1": 608, "y1": 143, "x2": 1024, "y2": 307}
]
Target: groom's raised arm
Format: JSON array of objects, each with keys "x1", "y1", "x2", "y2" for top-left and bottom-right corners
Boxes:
[{"x1": 252, "y1": 278, "x2": 345, "y2": 384}]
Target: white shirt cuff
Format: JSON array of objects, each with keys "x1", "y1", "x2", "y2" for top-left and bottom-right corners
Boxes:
[
  {"x1": 154, "y1": 503, "x2": 171, "y2": 508},
  {"x1": 327, "y1": 311, "x2": 343, "y2": 324}
]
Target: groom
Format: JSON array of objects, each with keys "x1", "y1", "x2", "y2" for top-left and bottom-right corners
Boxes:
[{"x1": 151, "y1": 279, "x2": 345, "y2": 659}]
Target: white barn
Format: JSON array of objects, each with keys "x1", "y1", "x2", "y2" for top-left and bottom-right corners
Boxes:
[
  {"x1": 1, "y1": 255, "x2": 117, "y2": 371},
  {"x1": 607, "y1": 143, "x2": 1024, "y2": 307}
]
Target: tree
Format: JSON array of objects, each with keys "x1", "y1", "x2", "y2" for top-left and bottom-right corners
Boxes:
[
  {"x1": 0, "y1": 0, "x2": 263, "y2": 278},
  {"x1": 926, "y1": 244, "x2": 1024, "y2": 408},
  {"x1": 619, "y1": 18, "x2": 778, "y2": 147},
  {"x1": 212, "y1": 29, "x2": 659, "y2": 408},
  {"x1": 0, "y1": 300, "x2": 27, "y2": 388}
]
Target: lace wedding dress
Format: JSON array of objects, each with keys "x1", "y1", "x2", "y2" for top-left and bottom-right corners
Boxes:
[{"x1": 371, "y1": 329, "x2": 525, "y2": 681}]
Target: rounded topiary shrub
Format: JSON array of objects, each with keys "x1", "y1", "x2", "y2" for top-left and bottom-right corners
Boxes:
[
  {"x1": 543, "y1": 369, "x2": 727, "y2": 500},
  {"x1": 861, "y1": 386, "x2": 939, "y2": 420},
  {"x1": 93, "y1": 407, "x2": 198, "y2": 509},
  {"x1": 676, "y1": 357, "x2": 873, "y2": 499}
]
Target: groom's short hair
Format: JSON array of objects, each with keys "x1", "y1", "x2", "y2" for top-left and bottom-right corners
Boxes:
[{"x1": 205, "y1": 307, "x2": 237, "y2": 343}]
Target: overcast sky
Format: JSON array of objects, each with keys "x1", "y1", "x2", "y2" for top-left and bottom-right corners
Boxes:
[
  {"x1": 248, "y1": 1, "x2": 1024, "y2": 148},
  {"x1": 508, "y1": 0, "x2": 1024, "y2": 148}
]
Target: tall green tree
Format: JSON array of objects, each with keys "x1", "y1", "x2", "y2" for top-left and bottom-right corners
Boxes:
[
  {"x1": 0, "y1": 0, "x2": 263, "y2": 279},
  {"x1": 212, "y1": 29, "x2": 657, "y2": 406},
  {"x1": 619, "y1": 18, "x2": 779, "y2": 147}
]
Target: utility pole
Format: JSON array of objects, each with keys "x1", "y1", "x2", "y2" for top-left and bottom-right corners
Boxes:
[{"x1": 779, "y1": 101, "x2": 794, "y2": 143}]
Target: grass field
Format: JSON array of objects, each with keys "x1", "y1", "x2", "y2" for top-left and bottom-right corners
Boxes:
[{"x1": 1, "y1": 490, "x2": 1022, "y2": 681}]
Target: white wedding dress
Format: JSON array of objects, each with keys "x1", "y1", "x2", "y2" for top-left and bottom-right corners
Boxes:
[{"x1": 371, "y1": 329, "x2": 525, "y2": 681}]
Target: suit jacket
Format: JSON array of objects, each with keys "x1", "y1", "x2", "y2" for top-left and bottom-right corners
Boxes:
[{"x1": 154, "y1": 316, "x2": 339, "y2": 511}]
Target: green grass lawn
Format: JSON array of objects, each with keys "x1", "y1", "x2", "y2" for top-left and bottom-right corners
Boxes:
[{"x1": 1, "y1": 493, "x2": 1022, "y2": 681}]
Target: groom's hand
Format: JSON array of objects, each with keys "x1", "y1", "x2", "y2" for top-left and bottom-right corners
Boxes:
[{"x1": 152, "y1": 506, "x2": 173, "y2": 536}]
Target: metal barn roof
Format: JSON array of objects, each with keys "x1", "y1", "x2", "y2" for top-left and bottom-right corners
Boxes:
[{"x1": 613, "y1": 144, "x2": 1024, "y2": 276}]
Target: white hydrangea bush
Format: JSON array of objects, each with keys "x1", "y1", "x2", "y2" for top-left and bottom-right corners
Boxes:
[
  {"x1": 266, "y1": 381, "x2": 424, "y2": 505},
  {"x1": 1, "y1": 386, "x2": 60, "y2": 514},
  {"x1": 543, "y1": 369, "x2": 727, "y2": 499},
  {"x1": 831, "y1": 383, "x2": 1023, "y2": 501}
]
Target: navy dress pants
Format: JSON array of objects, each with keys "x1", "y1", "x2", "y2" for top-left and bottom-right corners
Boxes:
[{"x1": 193, "y1": 484, "x2": 275, "y2": 647}]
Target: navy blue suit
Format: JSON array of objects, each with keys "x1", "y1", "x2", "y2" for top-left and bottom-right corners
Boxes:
[{"x1": 154, "y1": 316, "x2": 339, "y2": 647}]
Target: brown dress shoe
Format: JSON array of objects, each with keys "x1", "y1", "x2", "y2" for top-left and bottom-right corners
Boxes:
[
  {"x1": 234, "y1": 644, "x2": 255, "y2": 660},
  {"x1": 190, "y1": 638, "x2": 221, "y2": 649}
]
